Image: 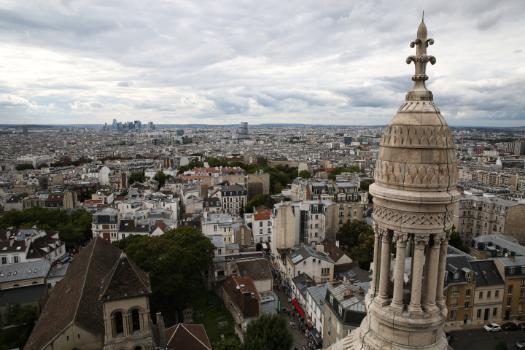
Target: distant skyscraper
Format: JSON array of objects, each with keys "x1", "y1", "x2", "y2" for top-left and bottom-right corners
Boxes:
[
  {"x1": 333, "y1": 16, "x2": 460, "y2": 350},
  {"x1": 235, "y1": 121, "x2": 249, "y2": 140}
]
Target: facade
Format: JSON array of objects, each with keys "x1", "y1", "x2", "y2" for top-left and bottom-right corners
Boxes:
[
  {"x1": 494, "y1": 256, "x2": 525, "y2": 321},
  {"x1": 24, "y1": 238, "x2": 155, "y2": 350},
  {"x1": 92, "y1": 207, "x2": 119, "y2": 241},
  {"x1": 0, "y1": 228, "x2": 65, "y2": 265},
  {"x1": 444, "y1": 255, "x2": 475, "y2": 329},
  {"x1": 244, "y1": 209, "x2": 272, "y2": 244},
  {"x1": 336, "y1": 18, "x2": 460, "y2": 350},
  {"x1": 322, "y1": 282, "x2": 366, "y2": 348},
  {"x1": 470, "y1": 260, "x2": 505, "y2": 326},
  {"x1": 305, "y1": 283, "x2": 329, "y2": 342},
  {"x1": 285, "y1": 245, "x2": 334, "y2": 284},
  {"x1": 201, "y1": 212, "x2": 242, "y2": 244},
  {"x1": 214, "y1": 184, "x2": 247, "y2": 215},
  {"x1": 454, "y1": 192, "x2": 525, "y2": 242}
]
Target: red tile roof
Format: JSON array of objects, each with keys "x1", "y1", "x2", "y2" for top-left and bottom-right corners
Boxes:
[{"x1": 254, "y1": 209, "x2": 272, "y2": 221}]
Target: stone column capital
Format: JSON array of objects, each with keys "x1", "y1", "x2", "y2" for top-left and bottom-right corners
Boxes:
[
  {"x1": 393, "y1": 232, "x2": 409, "y2": 245},
  {"x1": 413, "y1": 233, "x2": 429, "y2": 247},
  {"x1": 433, "y1": 233, "x2": 447, "y2": 246}
]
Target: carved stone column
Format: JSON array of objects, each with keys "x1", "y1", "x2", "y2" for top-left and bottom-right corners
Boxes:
[
  {"x1": 371, "y1": 227, "x2": 382, "y2": 297},
  {"x1": 409, "y1": 234, "x2": 429, "y2": 313},
  {"x1": 391, "y1": 232, "x2": 409, "y2": 310},
  {"x1": 436, "y1": 233, "x2": 449, "y2": 308},
  {"x1": 378, "y1": 230, "x2": 392, "y2": 302},
  {"x1": 424, "y1": 234, "x2": 442, "y2": 311}
]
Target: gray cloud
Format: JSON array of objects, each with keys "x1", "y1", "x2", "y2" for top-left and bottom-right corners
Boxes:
[{"x1": 0, "y1": 0, "x2": 523, "y2": 125}]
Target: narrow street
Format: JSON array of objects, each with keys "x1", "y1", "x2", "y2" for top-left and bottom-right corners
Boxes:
[{"x1": 273, "y1": 286, "x2": 312, "y2": 349}]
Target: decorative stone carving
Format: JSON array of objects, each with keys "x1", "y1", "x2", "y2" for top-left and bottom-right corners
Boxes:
[
  {"x1": 393, "y1": 231, "x2": 409, "y2": 245},
  {"x1": 374, "y1": 160, "x2": 457, "y2": 189},
  {"x1": 373, "y1": 205, "x2": 452, "y2": 228},
  {"x1": 380, "y1": 125, "x2": 453, "y2": 148},
  {"x1": 413, "y1": 233, "x2": 430, "y2": 246}
]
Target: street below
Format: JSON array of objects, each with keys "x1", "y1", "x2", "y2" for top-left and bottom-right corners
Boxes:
[{"x1": 449, "y1": 328, "x2": 525, "y2": 349}]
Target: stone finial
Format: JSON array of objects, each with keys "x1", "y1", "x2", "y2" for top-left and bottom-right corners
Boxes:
[{"x1": 405, "y1": 13, "x2": 436, "y2": 101}]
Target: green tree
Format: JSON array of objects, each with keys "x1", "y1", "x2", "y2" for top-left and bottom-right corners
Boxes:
[
  {"x1": 328, "y1": 165, "x2": 361, "y2": 180},
  {"x1": 154, "y1": 171, "x2": 168, "y2": 190},
  {"x1": 213, "y1": 336, "x2": 241, "y2": 350},
  {"x1": 0, "y1": 304, "x2": 38, "y2": 349},
  {"x1": 244, "y1": 194, "x2": 275, "y2": 213},
  {"x1": 128, "y1": 171, "x2": 146, "y2": 184},
  {"x1": 298, "y1": 170, "x2": 311, "y2": 179},
  {"x1": 117, "y1": 227, "x2": 214, "y2": 324},
  {"x1": 242, "y1": 314, "x2": 292, "y2": 350},
  {"x1": 336, "y1": 220, "x2": 375, "y2": 270},
  {"x1": 449, "y1": 228, "x2": 469, "y2": 253},
  {"x1": 0, "y1": 208, "x2": 92, "y2": 247},
  {"x1": 359, "y1": 179, "x2": 373, "y2": 192},
  {"x1": 15, "y1": 163, "x2": 33, "y2": 171}
]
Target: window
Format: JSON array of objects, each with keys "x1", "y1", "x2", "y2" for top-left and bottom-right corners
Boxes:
[
  {"x1": 464, "y1": 302, "x2": 470, "y2": 308},
  {"x1": 493, "y1": 308, "x2": 497, "y2": 316},
  {"x1": 495, "y1": 290, "x2": 499, "y2": 298},
  {"x1": 466, "y1": 289, "x2": 471, "y2": 296},
  {"x1": 508, "y1": 286, "x2": 513, "y2": 295},
  {"x1": 487, "y1": 291, "x2": 491, "y2": 298},
  {"x1": 113, "y1": 311, "x2": 124, "y2": 336},
  {"x1": 449, "y1": 310, "x2": 457, "y2": 320},
  {"x1": 477, "y1": 309, "x2": 481, "y2": 319},
  {"x1": 1, "y1": 256, "x2": 6, "y2": 264},
  {"x1": 13, "y1": 256, "x2": 19, "y2": 263},
  {"x1": 507, "y1": 296, "x2": 512, "y2": 306},
  {"x1": 321, "y1": 268, "x2": 330, "y2": 276},
  {"x1": 479, "y1": 291, "x2": 483, "y2": 299},
  {"x1": 131, "y1": 309, "x2": 141, "y2": 333}
]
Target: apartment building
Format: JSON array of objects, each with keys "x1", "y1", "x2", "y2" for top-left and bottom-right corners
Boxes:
[
  {"x1": 494, "y1": 256, "x2": 525, "y2": 321},
  {"x1": 454, "y1": 192, "x2": 525, "y2": 242}
]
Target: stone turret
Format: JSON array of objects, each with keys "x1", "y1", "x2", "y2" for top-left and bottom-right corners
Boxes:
[{"x1": 330, "y1": 15, "x2": 460, "y2": 350}]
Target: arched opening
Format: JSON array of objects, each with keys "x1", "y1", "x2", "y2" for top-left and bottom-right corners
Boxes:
[
  {"x1": 131, "y1": 308, "x2": 141, "y2": 333},
  {"x1": 112, "y1": 311, "x2": 124, "y2": 337},
  {"x1": 134, "y1": 347, "x2": 142, "y2": 350}
]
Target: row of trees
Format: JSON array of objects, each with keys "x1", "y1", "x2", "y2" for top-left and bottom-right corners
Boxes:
[
  {"x1": 214, "y1": 315, "x2": 293, "y2": 350},
  {"x1": 336, "y1": 220, "x2": 375, "y2": 270},
  {"x1": 0, "y1": 208, "x2": 92, "y2": 247},
  {"x1": 0, "y1": 305, "x2": 38, "y2": 350},
  {"x1": 116, "y1": 227, "x2": 215, "y2": 324}
]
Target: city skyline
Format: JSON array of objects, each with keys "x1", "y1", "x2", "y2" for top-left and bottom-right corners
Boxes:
[{"x1": 0, "y1": 0, "x2": 524, "y2": 126}]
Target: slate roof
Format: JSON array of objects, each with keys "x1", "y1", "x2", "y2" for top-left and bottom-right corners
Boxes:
[
  {"x1": 99, "y1": 253, "x2": 151, "y2": 301},
  {"x1": 24, "y1": 237, "x2": 150, "y2": 350},
  {"x1": 119, "y1": 219, "x2": 150, "y2": 233},
  {"x1": 165, "y1": 323, "x2": 212, "y2": 350},
  {"x1": 289, "y1": 245, "x2": 334, "y2": 265},
  {"x1": 0, "y1": 260, "x2": 50, "y2": 284},
  {"x1": 470, "y1": 260, "x2": 505, "y2": 287},
  {"x1": 235, "y1": 258, "x2": 272, "y2": 281}
]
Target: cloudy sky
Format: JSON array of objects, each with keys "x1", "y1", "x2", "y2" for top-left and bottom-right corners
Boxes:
[{"x1": 0, "y1": 0, "x2": 524, "y2": 126}]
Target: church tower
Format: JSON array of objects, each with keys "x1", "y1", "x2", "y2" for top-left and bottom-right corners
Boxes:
[{"x1": 338, "y1": 16, "x2": 460, "y2": 350}]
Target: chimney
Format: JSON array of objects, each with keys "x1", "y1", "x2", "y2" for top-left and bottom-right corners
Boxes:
[
  {"x1": 156, "y1": 312, "x2": 166, "y2": 347},
  {"x1": 315, "y1": 244, "x2": 324, "y2": 253}
]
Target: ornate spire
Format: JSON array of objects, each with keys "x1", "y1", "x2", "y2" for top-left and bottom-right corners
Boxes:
[{"x1": 406, "y1": 12, "x2": 436, "y2": 101}]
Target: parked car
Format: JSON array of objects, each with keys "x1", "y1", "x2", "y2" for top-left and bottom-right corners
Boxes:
[
  {"x1": 502, "y1": 322, "x2": 519, "y2": 331},
  {"x1": 518, "y1": 322, "x2": 525, "y2": 331},
  {"x1": 484, "y1": 323, "x2": 502, "y2": 332},
  {"x1": 515, "y1": 340, "x2": 525, "y2": 349}
]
